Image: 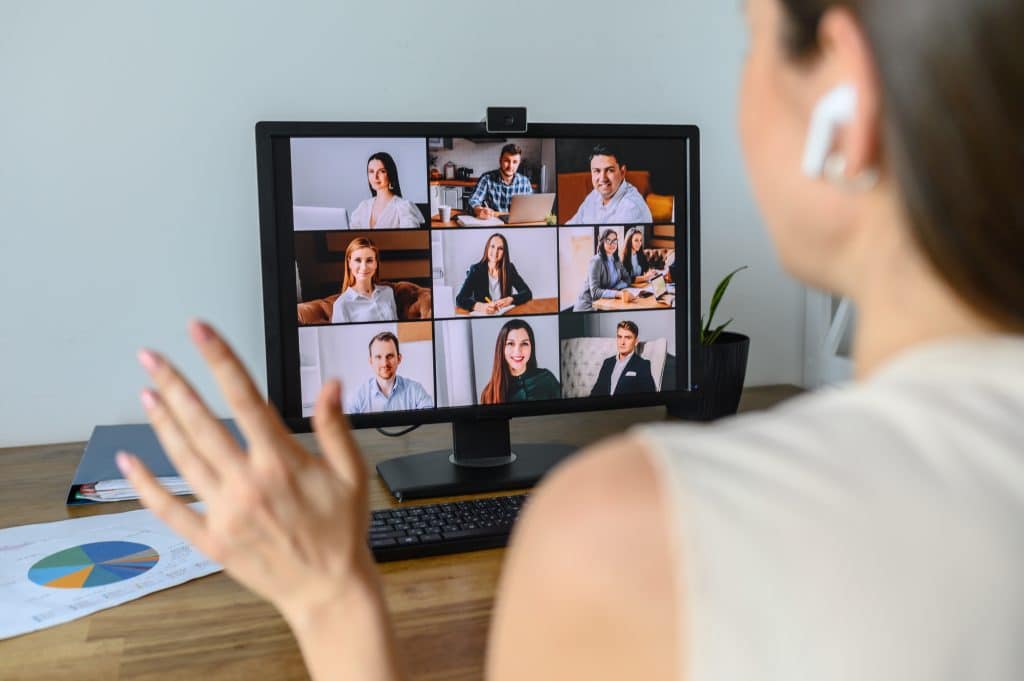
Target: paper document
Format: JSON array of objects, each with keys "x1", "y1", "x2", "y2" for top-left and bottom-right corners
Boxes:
[
  {"x1": 469, "y1": 304, "x2": 516, "y2": 317},
  {"x1": 0, "y1": 504, "x2": 220, "y2": 640},
  {"x1": 76, "y1": 477, "x2": 192, "y2": 502},
  {"x1": 455, "y1": 215, "x2": 503, "y2": 227}
]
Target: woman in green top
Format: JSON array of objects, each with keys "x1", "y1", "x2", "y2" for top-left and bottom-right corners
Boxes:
[{"x1": 480, "y1": 319, "x2": 561, "y2": 404}]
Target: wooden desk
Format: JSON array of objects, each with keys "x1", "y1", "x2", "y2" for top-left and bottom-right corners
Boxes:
[
  {"x1": 592, "y1": 295, "x2": 675, "y2": 311},
  {"x1": 0, "y1": 387, "x2": 801, "y2": 680},
  {"x1": 455, "y1": 297, "x2": 558, "y2": 317},
  {"x1": 430, "y1": 211, "x2": 547, "y2": 228}
]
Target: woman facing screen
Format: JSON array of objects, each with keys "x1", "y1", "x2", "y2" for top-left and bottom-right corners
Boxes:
[
  {"x1": 479, "y1": 319, "x2": 560, "y2": 404},
  {"x1": 456, "y1": 233, "x2": 533, "y2": 314},
  {"x1": 121, "y1": 0, "x2": 1024, "y2": 676},
  {"x1": 331, "y1": 237, "x2": 398, "y2": 323},
  {"x1": 348, "y1": 152, "x2": 425, "y2": 229}
]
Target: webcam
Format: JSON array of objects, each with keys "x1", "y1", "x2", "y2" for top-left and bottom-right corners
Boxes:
[{"x1": 485, "y1": 107, "x2": 528, "y2": 134}]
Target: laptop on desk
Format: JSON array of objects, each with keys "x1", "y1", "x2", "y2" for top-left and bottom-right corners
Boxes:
[{"x1": 501, "y1": 193, "x2": 555, "y2": 224}]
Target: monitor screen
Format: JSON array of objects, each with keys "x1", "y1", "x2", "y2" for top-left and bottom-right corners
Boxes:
[{"x1": 257, "y1": 122, "x2": 700, "y2": 433}]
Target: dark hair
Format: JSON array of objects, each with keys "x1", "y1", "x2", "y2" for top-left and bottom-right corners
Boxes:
[
  {"x1": 500, "y1": 143, "x2": 523, "y2": 158},
  {"x1": 481, "y1": 319, "x2": 538, "y2": 405},
  {"x1": 368, "y1": 331, "x2": 399, "y2": 357},
  {"x1": 617, "y1": 320, "x2": 639, "y2": 338},
  {"x1": 778, "y1": 1, "x2": 1024, "y2": 329},
  {"x1": 478, "y1": 233, "x2": 513, "y2": 298},
  {"x1": 596, "y1": 228, "x2": 621, "y2": 263},
  {"x1": 590, "y1": 144, "x2": 623, "y2": 167},
  {"x1": 366, "y1": 152, "x2": 403, "y2": 198},
  {"x1": 621, "y1": 227, "x2": 645, "y2": 276}
]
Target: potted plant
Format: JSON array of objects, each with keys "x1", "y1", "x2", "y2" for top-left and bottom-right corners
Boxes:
[{"x1": 695, "y1": 266, "x2": 750, "y2": 420}]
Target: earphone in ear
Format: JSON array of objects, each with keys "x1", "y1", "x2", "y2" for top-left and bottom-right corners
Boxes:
[{"x1": 801, "y1": 84, "x2": 857, "y2": 178}]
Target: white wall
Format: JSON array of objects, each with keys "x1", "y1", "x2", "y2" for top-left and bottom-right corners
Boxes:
[{"x1": 0, "y1": 0, "x2": 803, "y2": 446}]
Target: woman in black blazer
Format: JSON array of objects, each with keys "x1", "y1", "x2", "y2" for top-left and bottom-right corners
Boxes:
[{"x1": 456, "y1": 233, "x2": 533, "y2": 314}]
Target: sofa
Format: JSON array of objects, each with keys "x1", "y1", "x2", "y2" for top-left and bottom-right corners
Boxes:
[
  {"x1": 560, "y1": 336, "x2": 668, "y2": 398},
  {"x1": 297, "y1": 281, "x2": 432, "y2": 324}
]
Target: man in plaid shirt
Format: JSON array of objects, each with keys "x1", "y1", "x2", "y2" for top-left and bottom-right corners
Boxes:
[{"x1": 469, "y1": 143, "x2": 534, "y2": 218}]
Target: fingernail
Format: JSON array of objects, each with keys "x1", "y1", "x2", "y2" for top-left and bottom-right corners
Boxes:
[
  {"x1": 190, "y1": 319, "x2": 214, "y2": 343},
  {"x1": 140, "y1": 388, "x2": 158, "y2": 410},
  {"x1": 116, "y1": 451, "x2": 134, "y2": 474},
  {"x1": 138, "y1": 349, "x2": 161, "y2": 372}
]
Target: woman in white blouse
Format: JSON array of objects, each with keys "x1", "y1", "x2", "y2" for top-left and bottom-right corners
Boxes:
[
  {"x1": 348, "y1": 152, "x2": 425, "y2": 229},
  {"x1": 330, "y1": 237, "x2": 397, "y2": 323}
]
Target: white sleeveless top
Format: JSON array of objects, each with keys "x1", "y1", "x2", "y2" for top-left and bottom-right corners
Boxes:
[{"x1": 639, "y1": 335, "x2": 1024, "y2": 681}]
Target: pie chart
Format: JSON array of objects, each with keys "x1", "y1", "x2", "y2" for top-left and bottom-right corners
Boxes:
[{"x1": 28, "y1": 541, "x2": 160, "y2": 589}]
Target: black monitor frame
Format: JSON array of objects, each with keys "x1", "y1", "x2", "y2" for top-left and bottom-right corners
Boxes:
[{"x1": 256, "y1": 121, "x2": 703, "y2": 498}]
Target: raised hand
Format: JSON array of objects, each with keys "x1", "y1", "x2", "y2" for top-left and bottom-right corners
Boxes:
[{"x1": 118, "y1": 320, "x2": 375, "y2": 625}]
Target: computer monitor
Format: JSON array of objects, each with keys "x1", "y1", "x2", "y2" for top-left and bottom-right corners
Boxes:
[{"x1": 256, "y1": 122, "x2": 702, "y2": 500}]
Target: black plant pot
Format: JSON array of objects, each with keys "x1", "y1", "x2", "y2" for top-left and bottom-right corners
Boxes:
[{"x1": 693, "y1": 331, "x2": 750, "y2": 421}]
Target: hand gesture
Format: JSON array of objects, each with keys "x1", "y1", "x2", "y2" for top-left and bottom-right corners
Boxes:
[{"x1": 119, "y1": 321, "x2": 374, "y2": 625}]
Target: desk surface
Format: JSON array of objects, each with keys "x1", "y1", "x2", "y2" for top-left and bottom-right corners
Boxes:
[
  {"x1": 0, "y1": 386, "x2": 801, "y2": 680},
  {"x1": 455, "y1": 297, "x2": 558, "y2": 317}
]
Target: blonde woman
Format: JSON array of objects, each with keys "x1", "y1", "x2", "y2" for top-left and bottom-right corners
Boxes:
[{"x1": 331, "y1": 237, "x2": 397, "y2": 323}]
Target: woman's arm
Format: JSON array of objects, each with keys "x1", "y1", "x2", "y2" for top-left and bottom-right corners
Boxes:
[
  {"x1": 381, "y1": 285, "x2": 398, "y2": 320},
  {"x1": 488, "y1": 434, "x2": 679, "y2": 680},
  {"x1": 120, "y1": 322, "x2": 405, "y2": 681},
  {"x1": 455, "y1": 265, "x2": 488, "y2": 311},
  {"x1": 508, "y1": 262, "x2": 533, "y2": 305},
  {"x1": 397, "y1": 199, "x2": 425, "y2": 228},
  {"x1": 588, "y1": 257, "x2": 621, "y2": 300}
]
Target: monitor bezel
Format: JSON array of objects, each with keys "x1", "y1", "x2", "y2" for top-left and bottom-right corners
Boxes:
[{"x1": 256, "y1": 121, "x2": 702, "y2": 432}]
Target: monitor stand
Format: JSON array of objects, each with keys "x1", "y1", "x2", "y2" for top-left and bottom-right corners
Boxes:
[{"x1": 375, "y1": 418, "x2": 576, "y2": 501}]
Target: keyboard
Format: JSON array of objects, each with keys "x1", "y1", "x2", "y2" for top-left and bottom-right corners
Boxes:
[{"x1": 369, "y1": 494, "x2": 528, "y2": 562}]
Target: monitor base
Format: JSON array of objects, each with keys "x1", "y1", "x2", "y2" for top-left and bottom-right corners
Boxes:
[{"x1": 377, "y1": 443, "x2": 575, "y2": 501}]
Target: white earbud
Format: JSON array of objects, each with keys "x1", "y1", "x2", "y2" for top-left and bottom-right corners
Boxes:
[{"x1": 801, "y1": 84, "x2": 858, "y2": 178}]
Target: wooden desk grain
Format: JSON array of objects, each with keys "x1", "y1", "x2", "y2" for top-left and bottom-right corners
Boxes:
[
  {"x1": 0, "y1": 386, "x2": 802, "y2": 680},
  {"x1": 454, "y1": 297, "x2": 559, "y2": 317}
]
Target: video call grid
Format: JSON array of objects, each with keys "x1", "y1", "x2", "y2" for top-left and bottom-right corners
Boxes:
[{"x1": 290, "y1": 136, "x2": 684, "y2": 412}]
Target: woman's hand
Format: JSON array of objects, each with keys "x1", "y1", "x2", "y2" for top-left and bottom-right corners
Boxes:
[
  {"x1": 473, "y1": 302, "x2": 498, "y2": 314},
  {"x1": 495, "y1": 296, "x2": 514, "y2": 309},
  {"x1": 118, "y1": 320, "x2": 375, "y2": 626}
]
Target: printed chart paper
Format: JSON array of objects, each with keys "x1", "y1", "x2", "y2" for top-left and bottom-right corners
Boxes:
[{"x1": 0, "y1": 504, "x2": 221, "y2": 640}]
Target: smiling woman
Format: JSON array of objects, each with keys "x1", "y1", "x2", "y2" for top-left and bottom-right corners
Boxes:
[
  {"x1": 331, "y1": 237, "x2": 398, "y2": 323},
  {"x1": 480, "y1": 318, "x2": 560, "y2": 404}
]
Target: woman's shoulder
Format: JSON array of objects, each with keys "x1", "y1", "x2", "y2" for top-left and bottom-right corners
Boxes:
[{"x1": 530, "y1": 367, "x2": 560, "y2": 386}]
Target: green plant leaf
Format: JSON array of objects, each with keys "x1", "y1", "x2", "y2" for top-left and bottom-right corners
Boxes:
[
  {"x1": 706, "y1": 319, "x2": 733, "y2": 345},
  {"x1": 704, "y1": 266, "x2": 747, "y2": 337}
]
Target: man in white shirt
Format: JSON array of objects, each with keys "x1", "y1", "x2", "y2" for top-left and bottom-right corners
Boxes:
[
  {"x1": 349, "y1": 332, "x2": 433, "y2": 413},
  {"x1": 567, "y1": 145, "x2": 653, "y2": 225},
  {"x1": 589, "y1": 321, "x2": 656, "y2": 396}
]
